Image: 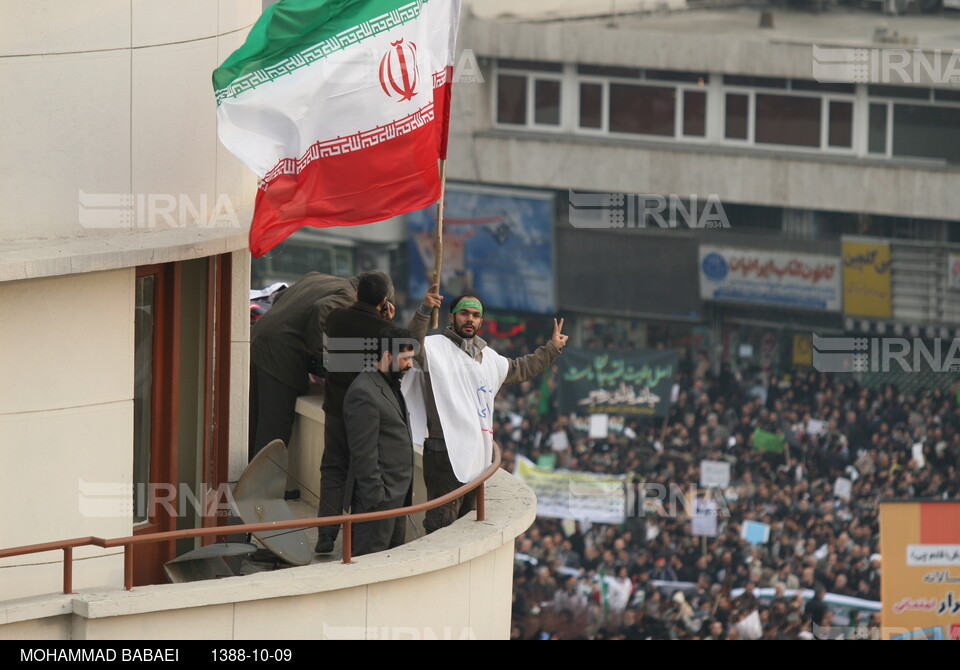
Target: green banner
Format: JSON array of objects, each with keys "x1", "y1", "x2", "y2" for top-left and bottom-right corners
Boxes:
[
  {"x1": 558, "y1": 348, "x2": 679, "y2": 417},
  {"x1": 751, "y1": 428, "x2": 785, "y2": 453}
]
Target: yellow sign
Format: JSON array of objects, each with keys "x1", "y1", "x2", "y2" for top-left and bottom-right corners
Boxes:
[
  {"x1": 879, "y1": 501, "x2": 960, "y2": 640},
  {"x1": 842, "y1": 239, "x2": 892, "y2": 318},
  {"x1": 792, "y1": 333, "x2": 812, "y2": 367}
]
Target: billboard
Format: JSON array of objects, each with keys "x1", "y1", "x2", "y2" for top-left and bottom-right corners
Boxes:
[
  {"x1": 699, "y1": 245, "x2": 842, "y2": 312},
  {"x1": 407, "y1": 186, "x2": 555, "y2": 314},
  {"x1": 842, "y1": 238, "x2": 892, "y2": 318},
  {"x1": 558, "y1": 348, "x2": 679, "y2": 417},
  {"x1": 880, "y1": 501, "x2": 960, "y2": 640}
]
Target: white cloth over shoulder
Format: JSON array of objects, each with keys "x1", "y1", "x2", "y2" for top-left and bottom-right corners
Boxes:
[{"x1": 402, "y1": 335, "x2": 509, "y2": 483}]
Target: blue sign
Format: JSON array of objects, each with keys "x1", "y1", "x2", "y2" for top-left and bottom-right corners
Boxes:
[{"x1": 408, "y1": 188, "x2": 555, "y2": 314}]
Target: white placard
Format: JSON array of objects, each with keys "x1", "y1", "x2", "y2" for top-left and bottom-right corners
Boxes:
[
  {"x1": 549, "y1": 430, "x2": 570, "y2": 452},
  {"x1": 833, "y1": 476, "x2": 852, "y2": 501},
  {"x1": 589, "y1": 414, "x2": 609, "y2": 439},
  {"x1": 700, "y1": 460, "x2": 731, "y2": 489},
  {"x1": 691, "y1": 515, "x2": 718, "y2": 537},
  {"x1": 911, "y1": 443, "x2": 925, "y2": 468}
]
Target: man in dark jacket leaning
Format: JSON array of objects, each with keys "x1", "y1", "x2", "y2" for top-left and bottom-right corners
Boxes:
[
  {"x1": 404, "y1": 293, "x2": 568, "y2": 534},
  {"x1": 249, "y1": 272, "x2": 359, "y2": 462}
]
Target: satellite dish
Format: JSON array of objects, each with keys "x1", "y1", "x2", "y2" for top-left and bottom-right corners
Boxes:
[
  {"x1": 164, "y1": 542, "x2": 258, "y2": 583},
  {"x1": 232, "y1": 439, "x2": 313, "y2": 566}
]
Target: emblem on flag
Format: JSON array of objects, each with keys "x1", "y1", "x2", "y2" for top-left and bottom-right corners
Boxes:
[{"x1": 380, "y1": 39, "x2": 420, "y2": 101}]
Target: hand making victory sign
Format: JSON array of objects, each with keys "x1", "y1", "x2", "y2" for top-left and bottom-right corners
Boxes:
[{"x1": 551, "y1": 317, "x2": 569, "y2": 351}]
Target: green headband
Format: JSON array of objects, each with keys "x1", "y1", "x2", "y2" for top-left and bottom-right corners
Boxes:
[{"x1": 452, "y1": 297, "x2": 483, "y2": 316}]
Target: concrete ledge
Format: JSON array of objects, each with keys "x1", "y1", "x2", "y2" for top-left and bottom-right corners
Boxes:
[
  {"x1": 0, "y1": 224, "x2": 250, "y2": 283},
  {"x1": 0, "y1": 592, "x2": 75, "y2": 627},
  {"x1": 0, "y1": 468, "x2": 534, "y2": 636},
  {"x1": 294, "y1": 393, "x2": 326, "y2": 423}
]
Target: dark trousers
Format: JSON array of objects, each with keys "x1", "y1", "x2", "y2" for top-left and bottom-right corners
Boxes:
[
  {"x1": 317, "y1": 415, "x2": 351, "y2": 541},
  {"x1": 353, "y1": 487, "x2": 411, "y2": 557},
  {"x1": 248, "y1": 363, "x2": 300, "y2": 462},
  {"x1": 423, "y1": 439, "x2": 476, "y2": 534}
]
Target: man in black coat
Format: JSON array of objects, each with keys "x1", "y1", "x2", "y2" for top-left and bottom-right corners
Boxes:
[
  {"x1": 344, "y1": 328, "x2": 417, "y2": 556},
  {"x1": 314, "y1": 275, "x2": 440, "y2": 552}
]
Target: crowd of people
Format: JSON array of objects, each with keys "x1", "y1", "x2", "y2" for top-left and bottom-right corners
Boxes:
[{"x1": 486, "y1": 333, "x2": 960, "y2": 640}]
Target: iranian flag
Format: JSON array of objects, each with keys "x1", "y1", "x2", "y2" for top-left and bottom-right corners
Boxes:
[{"x1": 214, "y1": 0, "x2": 461, "y2": 257}]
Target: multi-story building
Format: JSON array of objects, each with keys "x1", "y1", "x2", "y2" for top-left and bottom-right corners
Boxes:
[{"x1": 442, "y1": 5, "x2": 960, "y2": 381}]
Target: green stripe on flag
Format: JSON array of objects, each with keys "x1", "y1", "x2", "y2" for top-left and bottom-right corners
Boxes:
[
  {"x1": 214, "y1": 0, "x2": 432, "y2": 103},
  {"x1": 751, "y1": 428, "x2": 785, "y2": 453}
]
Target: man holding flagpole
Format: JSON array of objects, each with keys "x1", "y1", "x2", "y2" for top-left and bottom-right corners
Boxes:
[{"x1": 404, "y1": 294, "x2": 569, "y2": 533}]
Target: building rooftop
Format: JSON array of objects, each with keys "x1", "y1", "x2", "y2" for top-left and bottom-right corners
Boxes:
[{"x1": 468, "y1": 3, "x2": 960, "y2": 50}]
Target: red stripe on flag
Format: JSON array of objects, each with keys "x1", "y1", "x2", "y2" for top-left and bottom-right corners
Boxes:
[
  {"x1": 437, "y1": 66, "x2": 454, "y2": 159},
  {"x1": 249, "y1": 77, "x2": 452, "y2": 258},
  {"x1": 919, "y1": 502, "x2": 960, "y2": 544}
]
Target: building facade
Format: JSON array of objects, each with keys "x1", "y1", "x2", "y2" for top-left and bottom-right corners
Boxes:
[{"x1": 440, "y1": 6, "x2": 960, "y2": 379}]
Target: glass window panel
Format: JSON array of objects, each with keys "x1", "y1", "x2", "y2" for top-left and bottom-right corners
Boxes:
[
  {"x1": 134, "y1": 275, "x2": 155, "y2": 524},
  {"x1": 868, "y1": 84, "x2": 930, "y2": 100},
  {"x1": 724, "y1": 75, "x2": 787, "y2": 89},
  {"x1": 534, "y1": 79, "x2": 561, "y2": 125},
  {"x1": 828, "y1": 100, "x2": 853, "y2": 148},
  {"x1": 683, "y1": 90, "x2": 706, "y2": 136},
  {"x1": 755, "y1": 94, "x2": 821, "y2": 147},
  {"x1": 577, "y1": 64, "x2": 641, "y2": 78},
  {"x1": 868, "y1": 103, "x2": 888, "y2": 154},
  {"x1": 499, "y1": 59, "x2": 562, "y2": 72},
  {"x1": 725, "y1": 93, "x2": 749, "y2": 139},
  {"x1": 609, "y1": 84, "x2": 675, "y2": 136},
  {"x1": 792, "y1": 80, "x2": 855, "y2": 94},
  {"x1": 934, "y1": 89, "x2": 960, "y2": 103},
  {"x1": 893, "y1": 103, "x2": 960, "y2": 164},
  {"x1": 646, "y1": 69, "x2": 708, "y2": 84},
  {"x1": 579, "y1": 82, "x2": 603, "y2": 129},
  {"x1": 497, "y1": 74, "x2": 527, "y2": 125}
]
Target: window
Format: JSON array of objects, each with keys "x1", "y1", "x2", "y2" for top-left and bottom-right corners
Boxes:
[
  {"x1": 828, "y1": 101, "x2": 853, "y2": 148},
  {"x1": 893, "y1": 103, "x2": 960, "y2": 164},
  {"x1": 132, "y1": 256, "x2": 232, "y2": 586},
  {"x1": 683, "y1": 91, "x2": 706, "y2": 137},
  {"x1": 579, "y1": 82, "x2": 603, "y2": 129},
  {"x1": 495, "y1": 62, "x2": 564, "y2": 129},
  {"x1": 755, "y1": 94, "x2": 821, "y2": 147},
  {"x1": 609, "y1": 84, "x2": 675, "y2": 136},
  {"x1": 497, "y1": 74, "x2": 526, "y2": 125},
  {"x1": 725, "y1": 94, "x2": 749, "y2": 140},
  {"x1": 252, "y1": 235, "x2": 356, "y2": 287},
  {"x1": 534, "y1": 80, "x2": 561, "y2": 125},
  {"x1": 868, "y1": 103, "x2": 888, "y2": 154}
]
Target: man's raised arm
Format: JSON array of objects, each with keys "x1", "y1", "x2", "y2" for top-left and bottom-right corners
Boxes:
[{"x1": 503, "y1": 318, "x2": 569, "y2": 385}]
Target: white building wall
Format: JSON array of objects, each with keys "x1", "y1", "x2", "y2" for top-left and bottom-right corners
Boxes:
[{"x1": 0, "y1": 1, "x2": 259, "y2": 599}]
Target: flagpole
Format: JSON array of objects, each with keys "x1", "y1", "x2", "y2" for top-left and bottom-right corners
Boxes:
[{"x1": 431, "y1": 159, "x2": 448, "y2": 330}]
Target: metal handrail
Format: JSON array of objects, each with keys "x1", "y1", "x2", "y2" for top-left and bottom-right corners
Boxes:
[{"x1": 0, "y1": 443, "x2": 502, "y2": 594}]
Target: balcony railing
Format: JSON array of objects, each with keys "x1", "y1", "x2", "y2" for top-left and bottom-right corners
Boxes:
[{"x1": 0, "y1": 444, "x2": 502, "y2": 595}]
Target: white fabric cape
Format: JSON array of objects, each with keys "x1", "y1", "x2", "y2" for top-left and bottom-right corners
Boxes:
[{"x1": 402, "y1": 335, "x2": 509, "y2": 482}]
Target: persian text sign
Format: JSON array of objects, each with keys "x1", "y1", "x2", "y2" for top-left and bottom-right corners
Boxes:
[
  {"x1": 842, "y1": 238, "x2": 892, "y2": 318},
  {"x1": 558, "y1": 348, "x2": 679, "y2": 417},
  {"x1": 699, "y1": 245, "x2": 842, "y2": 312},
  {"x1": 514, "y1": 457, "x2": 625, "y2": 523}
]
